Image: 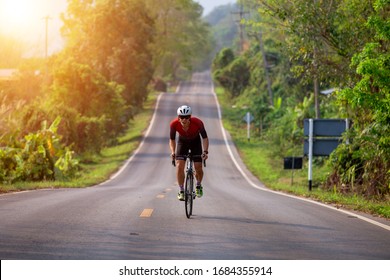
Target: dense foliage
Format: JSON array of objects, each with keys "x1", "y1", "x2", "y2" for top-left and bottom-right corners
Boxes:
[
  {"x1": 328, "y1": 0, "x2": 390, "y2": 196},
  {"x1": 212, "y1": 0, "x2": 389, "y2": 198},
  {"x1": 212, "y1": 48, "x2": 250, "y2": 97},
  {"x1": 145, "y1": 0, "x2": 212, "y2": 79},
  {"x1": 0, "y1": 117, "x2": 78, "y2": 183},
  {"x1": 0, "y1": 0, "x2": 212, "y2": 184}
]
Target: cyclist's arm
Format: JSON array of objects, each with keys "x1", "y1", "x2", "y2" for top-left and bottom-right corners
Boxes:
[
  {"x1": 169, "y1": 123, "x2": 177, "y2": 158},
  {"x1": 199, "y1": 122, "x2": 209, "y2": 158},
  {"x1": 202, "y1": 137, "x2": 209, "y2": 154},
  {"x1": 169, "y1": 139, "x2": 176, "y2": 157}
]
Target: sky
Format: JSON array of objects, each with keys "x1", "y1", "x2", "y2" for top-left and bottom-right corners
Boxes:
[
  {"x1": 0, "y1": 0, "x2": 67, "y2": 56},
  {"x1": 0, "y1": 0, "x2": 234, "y2": 57},
  {"x1": 196, "y1": 0, "x2": 234, "y2": 15}
]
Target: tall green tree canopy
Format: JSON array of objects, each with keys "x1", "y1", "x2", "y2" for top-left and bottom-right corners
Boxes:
[
  {"x1": 145, "y1": 0, "x2": 213, "y2": 79},
  {"x1": 61, "y1": 0, "x2": 155, "y2": 107}
]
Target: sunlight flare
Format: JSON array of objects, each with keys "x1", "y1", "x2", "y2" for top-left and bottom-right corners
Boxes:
[{"x1": 0, "y1": 0, "x2": 42, "y2": 35}]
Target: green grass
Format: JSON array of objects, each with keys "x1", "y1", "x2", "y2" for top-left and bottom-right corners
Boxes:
[{"x1": 216, "y1": 87, "x2": 390, "y2": 219}]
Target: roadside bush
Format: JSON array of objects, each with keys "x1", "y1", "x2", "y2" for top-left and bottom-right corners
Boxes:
[
  {"x1": 74, "y1": 115, "x2": 107, "y2": 153},
  {"x1": 0, "y1": 117, "x2": 79, "y2": 183},
  {"x1": 19, "y1": 102, "x2": 50, "y2": 137},
  {"x1": 213, "y1": 56, "x2": 250, "y2": 97},
  {"x1": 212, "y1": 47, "x2": 235, "y2": 70},
  {"x1": 42, "y1": 103, "x2": 116, "y2": 153},
  {"x1": 0, "y1": 148, "x2": 19, "y2": 183},
  {"x1": 326, "y1": 123, "x2": 390, "y2": 198}
]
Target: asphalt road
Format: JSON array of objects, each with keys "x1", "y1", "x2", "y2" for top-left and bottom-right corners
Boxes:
[{"x1": 0, "y1": 72, "x2": 389, "y2": 260}]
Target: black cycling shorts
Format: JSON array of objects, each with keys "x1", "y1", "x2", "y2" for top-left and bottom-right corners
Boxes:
[{"x1": 175, "y1": 135, "x2": 203, "y2": 162}]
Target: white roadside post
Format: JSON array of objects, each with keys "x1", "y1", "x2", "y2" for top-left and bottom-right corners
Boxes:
[
  {"x1": 308, "y1": 118, "x2": 314, "y2": 191},
  {"x1": 246, "y1": 112, "x2": 251, "y2": 141},
  {"x1": 243, "y1": 112, "x2": 254, "y2": 142}
]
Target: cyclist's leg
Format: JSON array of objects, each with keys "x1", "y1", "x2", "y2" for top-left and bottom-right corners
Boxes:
[
  {"x1": 190, "y1": 135, "x2": 203, "y2": 182},
  {"x1": 191, "y1": 136, "x2": 204, "y2": 197},
  {"x1": 176, "y1": 159, "x2": 185, "y2": 201},
  {"x1": 176, "y1": 160, "x2": 186, "y2": 186},
  {"x1": 194, "y1": 162, "x2": 203, "y2": 183},
  {"x1": 175, "y1": 138, "x2": 188, "y2": 186},
  {"x1": 194, "y1": 161, "x2": 204, "y2": 197}
]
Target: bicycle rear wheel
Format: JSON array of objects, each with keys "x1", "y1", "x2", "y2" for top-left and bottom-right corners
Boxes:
[{"x1": 184, "y1": 171, "x2": 194, "y2": 218}]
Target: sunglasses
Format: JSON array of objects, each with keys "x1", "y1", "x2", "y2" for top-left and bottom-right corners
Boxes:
[{"x1": 179, "y1": 115, "x2": 191, "y2": 119}]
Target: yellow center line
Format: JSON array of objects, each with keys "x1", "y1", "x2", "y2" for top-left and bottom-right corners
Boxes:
[
  {"x1": 156, "y1": 194, "x2": 165, "y2": 199},
  {"x1": 140, "y1": 208, "x2": 154, "y2": 218}
]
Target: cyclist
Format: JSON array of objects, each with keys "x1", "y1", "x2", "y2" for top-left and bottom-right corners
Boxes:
[{"x1": 169, "y1": 105, "x2": 209, "y2": 201}]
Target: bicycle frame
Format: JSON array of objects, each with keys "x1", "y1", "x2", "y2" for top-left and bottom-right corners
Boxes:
[
  {"x1": 172, "y1": 150, "x2": 206, "y2": 219},
  {"x1": 184, "y1": 154, "x2": 195, "y2": 218}
]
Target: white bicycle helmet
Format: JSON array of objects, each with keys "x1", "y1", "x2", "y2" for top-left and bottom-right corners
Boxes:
[{"x1": 177, "y1": 105, "x2": 192, "y2": 116}]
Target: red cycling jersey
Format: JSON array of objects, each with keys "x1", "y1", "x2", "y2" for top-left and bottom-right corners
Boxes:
[{"x1": 170, "y1": 117, "x2": 208, "y2": 140}]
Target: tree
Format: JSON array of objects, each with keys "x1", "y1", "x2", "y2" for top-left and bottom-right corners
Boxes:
[
  {"x1": 240, "y1": 0, "x2": 377, "y2": 117},
  {"x1": 61, "y1": 0, "x2": 155, "y2": 108},
  {"x1": 212, "y1": 48, "x2": 250, "y2": 97},
  {"x1": 145, "y1": 0, "x2": 212, "y2": 80},
  {"x1": 212, "y1": 47, "x2": 235, "y2": 70},
  {"x1": 329, "y1": 0, "x2": 390, "y2": 197}
]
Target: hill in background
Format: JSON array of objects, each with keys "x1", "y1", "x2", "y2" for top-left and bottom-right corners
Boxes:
[{"x1": 204, "y1": 3, "x2": 239, "y2": 60}]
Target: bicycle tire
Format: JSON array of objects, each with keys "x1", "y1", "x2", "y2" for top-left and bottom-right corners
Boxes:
[{"x1": 184, "y1": 170, "x2": 194, "y2": 219}]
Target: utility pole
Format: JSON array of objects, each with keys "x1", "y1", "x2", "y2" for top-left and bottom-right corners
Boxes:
[
  {"x1": 231, "y1": 5, "x2": 248, "y2": 52},
  {"x1": 258, "y1": 30, "x2": 273, "y2": 106},
  {"x1": 313, "y1": 47, "x2": 320, "y2": 119},
  {"x1": 313, "y1": 0, "x2": 320, "y2": 119}
]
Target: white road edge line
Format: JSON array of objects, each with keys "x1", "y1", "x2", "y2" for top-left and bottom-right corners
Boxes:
[
  {"x1": 0, "y1": 88, "x2": 172, "y2": 198},
  {"x1": 104, "y1": 91, "x2": 167, "y2": 183},
  {"x1": 211, "y1": 83, "x2": 390, "y2": 232},
  {"x1": 107, "y1": 82, "x2": 182, "y2": 184}
]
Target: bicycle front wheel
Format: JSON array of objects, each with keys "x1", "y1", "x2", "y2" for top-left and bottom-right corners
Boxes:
[{"x1": 184, "y1": 171, "x2": 194, "y2": 219}]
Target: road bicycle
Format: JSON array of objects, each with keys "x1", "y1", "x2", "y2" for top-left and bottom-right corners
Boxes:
[{"x1": 172, "y1": 150, "x2": 206, "y2": 219}]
